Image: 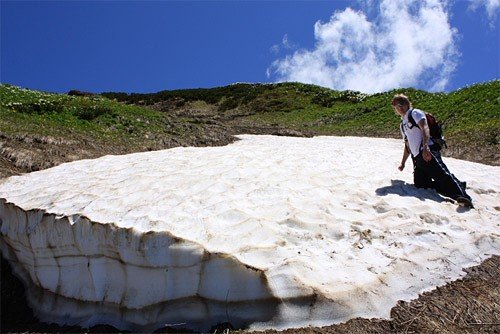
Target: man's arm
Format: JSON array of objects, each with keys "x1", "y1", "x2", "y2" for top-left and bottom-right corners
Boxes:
[
  {"x1": 417, "y1": 118, "x2": 432, "y2": 161},
  {"x1": 399, "y1": 141, "x2": 410, "y2": 171}
]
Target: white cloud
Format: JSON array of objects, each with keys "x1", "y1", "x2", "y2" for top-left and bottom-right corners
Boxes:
[
  {"x1": 281, "y1": 34, "x2": 296, "y2": 50},
  {"x1": 270, "y1": 34, "x2": 296, "y2": 54},
  {"x1": 270, "y1": 44, "x2": 280, "y2": 54},
  {"x1": 469, "y1": 0, "x2": 500, "y2": 26},
  {"x1": 267, "y1": 0, "x2": 459, "y2": 93}
]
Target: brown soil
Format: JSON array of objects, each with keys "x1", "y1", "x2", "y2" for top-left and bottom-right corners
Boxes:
[{"x1": 0, "y1": 126, "x2": 499, "y2": 333}]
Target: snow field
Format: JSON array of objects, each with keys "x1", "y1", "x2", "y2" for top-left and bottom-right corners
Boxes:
[{"x1": 0, "y1": 135, "x2": 498, "y2": 329}]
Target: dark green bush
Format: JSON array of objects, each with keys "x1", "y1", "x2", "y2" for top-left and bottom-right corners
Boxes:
[
  {"x1": 312, "y1": 93, "x2": 336, "y2": 107},
  {"x1": 75, "y1": 105, "x2": 112, "y2": 120},
  {"x1": 218, "y1": 97, "x2": 240, "y2": 111}
]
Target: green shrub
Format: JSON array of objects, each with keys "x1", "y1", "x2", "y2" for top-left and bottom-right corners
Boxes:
[
  {"x1": 311, "y1": 93, "x2": 336, "y2": 107},
  {"x1": 218, "y1": 97, "x2": 240, "y2": 111},
  {"x1": 74, "y1": 105, "x2": 112, "y2": 120}
]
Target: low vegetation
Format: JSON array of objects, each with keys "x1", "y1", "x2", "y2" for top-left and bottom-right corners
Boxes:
[
  {"x1": 101, "y1": 81, "x2": 499, "y2": 143},
  {"x1": 1, "y1": 80, "x2": 499, "y2": 173},
  {"x1": 1, "y1": 84, "x2": 173, "y2": 145}
]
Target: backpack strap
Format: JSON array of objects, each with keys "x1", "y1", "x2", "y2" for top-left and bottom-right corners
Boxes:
[{"x1": 407, "y1": 108, "x2": 417, "y2": 129}]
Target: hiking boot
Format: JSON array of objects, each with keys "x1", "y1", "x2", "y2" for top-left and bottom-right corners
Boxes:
[{"x1": 456, "y1": 196, "x2": 474, "y2": 208}]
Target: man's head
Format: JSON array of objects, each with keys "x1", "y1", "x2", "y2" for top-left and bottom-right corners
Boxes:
[{"x1": 391, "y1": 94, "x2": 411, "y2": 116}]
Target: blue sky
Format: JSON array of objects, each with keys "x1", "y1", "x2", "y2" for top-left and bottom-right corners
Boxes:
[{"x1": 1, "y1": 0, "x2": 498, "y2": 94}]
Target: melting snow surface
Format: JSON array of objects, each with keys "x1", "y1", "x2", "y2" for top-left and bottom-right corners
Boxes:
[{"x1": 0, "y1": 135, "x2": 499, "y2": 331}]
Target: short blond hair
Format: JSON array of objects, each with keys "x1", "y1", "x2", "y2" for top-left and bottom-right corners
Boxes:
[{"x1": 391, "y1": 94, "x2": 412, "y2": 108}]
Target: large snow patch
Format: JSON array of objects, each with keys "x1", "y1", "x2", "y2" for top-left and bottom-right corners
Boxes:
[{"x1": 0, "y1": 135, "x2": 499, "y2": 330}]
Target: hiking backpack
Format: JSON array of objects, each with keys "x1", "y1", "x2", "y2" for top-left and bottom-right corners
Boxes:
[{"x1": 408, "y1": 109, "x2": 447, "y2": 149}]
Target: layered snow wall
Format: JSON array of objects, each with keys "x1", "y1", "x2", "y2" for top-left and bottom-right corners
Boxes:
[{"x1": 0, "y1": 135, "x2": 499, "y2": 330}]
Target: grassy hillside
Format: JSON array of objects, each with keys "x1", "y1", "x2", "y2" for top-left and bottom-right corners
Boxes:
[
  {"x1": 102, "y1": 81, "x2": 499, "y2": 141},
  {"x1": 0, "y1": 84, "x2": 233, "y2": 176},
  {"x1": 0, "y1": 85, "x2": 211, "y2": 147},
  {"x1": 0, "y1": 84, "x2": 236, "y2": 149},
  {"x1": 1, "y1": 81, "x2": 499, "y2": 174}
]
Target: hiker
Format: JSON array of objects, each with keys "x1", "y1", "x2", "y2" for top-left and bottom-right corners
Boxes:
[{"x1": 392, "y1": 94, "x2": 473, "y2": 208}]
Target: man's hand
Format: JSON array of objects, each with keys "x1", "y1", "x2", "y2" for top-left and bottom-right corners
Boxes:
[
  {"x1": 423, "y1": 147, "x2": 432, "y2": 162},
  {"x1": 418, "y1": 118, "x2": 432, "y2": 162},
  {"x1": 399, "y1": 142, "x2": 410, "y2": 171}
]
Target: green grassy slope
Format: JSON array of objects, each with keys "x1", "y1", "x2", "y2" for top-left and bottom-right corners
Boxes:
[
  {"x1": 102, "y1": 81, "x2": 500, "y2": 141},
  {"x1": 1, "y1": 81, "x2": 499, "y2": 164},
  {"x1": 0, "y1": 84, "x2": 231, "y2": 152},
  {"x1": 0, "y1": 85, "x2": 161, "y2": 142}
]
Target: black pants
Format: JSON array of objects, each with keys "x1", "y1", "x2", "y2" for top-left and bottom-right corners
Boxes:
[{"x1": 412, "y1": 147, "x2": 471, "y2": 201}]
